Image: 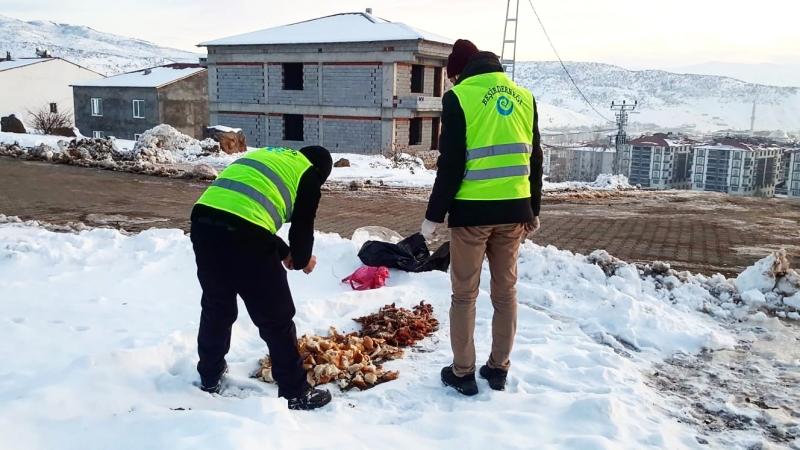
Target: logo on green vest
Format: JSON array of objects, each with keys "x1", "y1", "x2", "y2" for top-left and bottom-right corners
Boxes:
[{"x1": 496, "y1": 96, "x2": 514, "y2": 116}]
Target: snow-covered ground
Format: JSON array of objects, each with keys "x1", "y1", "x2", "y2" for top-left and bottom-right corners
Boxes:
[
  {"x1": 1, "y1": 221, "x2": 798, "y2": 449},
  {"x1": 0, "y1": 131, "x2": 634, "y2": 191}
]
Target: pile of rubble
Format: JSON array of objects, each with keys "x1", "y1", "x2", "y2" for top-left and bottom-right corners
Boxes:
[{"x1": 0, "y1": 134, "x2": 219, "y2": 181}]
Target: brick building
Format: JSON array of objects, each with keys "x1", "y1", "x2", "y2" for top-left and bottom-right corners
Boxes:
[
  {"x1": 199, "y1": 11, "x2": 454, "y2": 153},
  {"x1": 620, "y1": 133, "x2": 695, "y2": 189},
  {"x1": 692, "y1": 140, "x2": 782, "y2": 197}
]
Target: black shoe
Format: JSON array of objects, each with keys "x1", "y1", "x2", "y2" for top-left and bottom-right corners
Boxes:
[
  {"x1": 479, "y1": 365, "x2": 508, "y2": 391},
  {"x1": 441, "y1": 365, "x2": 478, "y2": 396},
  {"x1": 199, "y1": 361, "x2": 228, "y2": 394},
  {"x1": 288, "y1": 388, "x2": 332, "y2": 411}
]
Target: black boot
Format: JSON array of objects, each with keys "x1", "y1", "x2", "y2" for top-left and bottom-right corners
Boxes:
[
  {"x1": 479, "y1": 365, "x2": 508, "y2": 391},
  {"x1": 441, "y1": 365, "x2": 478, "y2": 396},
  {"x1": 200, "y1": 361, "x2": 228, "y2": 394},
  {"x1": 288, "y1": 387, "x2": 332, "y2": 411}
]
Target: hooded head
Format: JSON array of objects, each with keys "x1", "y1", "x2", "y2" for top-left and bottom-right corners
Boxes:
[
  {"x1": 446, "y1": 39, "x2": 480, "y2": 80},
  {"x1": 299, "y1": 145, "x2": 333, "y2": 184}
]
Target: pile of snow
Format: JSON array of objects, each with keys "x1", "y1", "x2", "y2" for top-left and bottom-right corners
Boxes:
[
  {"x1": 131, "y1": 124, "x2": 220, "y2": 164},
  {"x1": 590, "y1": 250, "x2": 800, "y2": 321},
  {"x1": 0, "y1": 221, "x2": 760, "y2": 448},
  {"x1": 544, "y1": 174, "x2": 633, "y2": 192}
]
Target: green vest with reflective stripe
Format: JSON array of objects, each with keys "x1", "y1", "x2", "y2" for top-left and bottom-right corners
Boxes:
[
  {"x1": 195, "y1": 147, "x2": 312, "y2": 233},
  {"x1": 451, "y1": 72, "x2": 535, "y2": 201}
]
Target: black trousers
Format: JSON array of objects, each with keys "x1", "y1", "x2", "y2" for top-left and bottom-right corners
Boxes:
[{"x1": 190, "y1": 218, "x2": 310, "y2": 399}]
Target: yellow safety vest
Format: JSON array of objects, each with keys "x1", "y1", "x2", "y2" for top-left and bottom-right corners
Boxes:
[
  {"x1": 450, "y1": 72, "x2": 535, "y2": 200},
  {"x1": 195, "y1": 147, "x2": 312, "y2": 233}
]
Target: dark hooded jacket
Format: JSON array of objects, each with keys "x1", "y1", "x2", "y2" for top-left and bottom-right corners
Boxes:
[{"x1": 425, "y1": 51, "x2": 543, "y2": 227}]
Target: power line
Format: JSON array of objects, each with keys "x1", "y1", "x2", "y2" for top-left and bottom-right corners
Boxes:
[{"x1": 524, "y1": 0, "x2": 614, "y2": 123}]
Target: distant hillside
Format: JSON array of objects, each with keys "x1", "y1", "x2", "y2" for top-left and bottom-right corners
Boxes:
[
  {"x1": 515, "y1": 61, "x2": 800, "y2": 133},
  {"x1": 0, "y1": 14, "x2": 201, "y2": 76}
]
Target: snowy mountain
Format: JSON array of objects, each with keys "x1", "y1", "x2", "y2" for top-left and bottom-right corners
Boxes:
[
  {"x1": 515, "y1": 62, "x2": 800, "y2": 133},
  {"x1": 665, "y1": 62, "x2": 800, "y2": 88},
  {"x1": 0, "y1": 14, "x2": 201, "y2": 76}
]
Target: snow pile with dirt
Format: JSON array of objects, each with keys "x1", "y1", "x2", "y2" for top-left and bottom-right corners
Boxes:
[
  {"x1": 591, "y1": 250, "x2": 800, "y2": 322},
  {"x1": 130, "y1": 125, "x2": 221, "y2": 165},
  {"x1": 9, "y1": 221, "x2": 797, "y2": 448},
  {"x1": 544, "y1": 174, "x2": 633, "y2": 192}
]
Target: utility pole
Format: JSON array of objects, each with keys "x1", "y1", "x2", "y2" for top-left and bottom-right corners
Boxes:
[
  {"x1": 500, "y1": 0, "x2": 521, "y2": 81},
  {"x1": 611, "y1": 100, "x2": 637, "y2": 175}
]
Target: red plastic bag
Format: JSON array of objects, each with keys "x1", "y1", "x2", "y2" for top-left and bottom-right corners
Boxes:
[{"x1": 342, "y1": 266, "x2": 390, "y2": 291}]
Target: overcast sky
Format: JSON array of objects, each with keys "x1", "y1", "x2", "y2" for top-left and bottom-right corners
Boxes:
[{"x1": 4, "y1": 0, "x2": 799, "y2": 69}]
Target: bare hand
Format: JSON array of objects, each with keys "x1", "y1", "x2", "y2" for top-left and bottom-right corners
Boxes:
[
  {"x1": 283, "y1": 255, "x2": 293, "y2": 270},
  {"x1": 521, "y1": 216, "x2": 541, "y2": 242},
  {"x1": 302, "y1": 255, "x2": 317, "y2": 274}
]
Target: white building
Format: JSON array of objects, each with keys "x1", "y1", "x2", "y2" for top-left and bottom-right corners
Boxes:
[
  {"x1": 0, "y1": 56, "x2": 104, "y2": 122},
  {"x1": 692, "y1": 140, "x2": 782, "y2": 197},
  {"x1": 619, "y1": 133, "x2": 695, "y2": 189}
]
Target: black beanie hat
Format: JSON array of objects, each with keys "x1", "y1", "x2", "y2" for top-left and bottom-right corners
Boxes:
[{"x1": 299, "y1": 145, "x2": 333, "y2": 183}]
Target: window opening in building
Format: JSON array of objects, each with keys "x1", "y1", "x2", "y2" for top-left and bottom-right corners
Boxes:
[
  {"x1": 133, "y1": 100, "x2": 145, "y2": 119},
  {"x1": 409, "y1": 118, "x2": 423, "y2": 145},
  {"x1": 411, "y1": 65, "x2": 425, "y2": 94},
  {"x1": 284, "y1": 114, "x2": 304, "y2": 141},
  {"x1": 283, "y1": 63, "x2": 304, "y2": 91},
  {"x1": 433, "y1": 67, "x2": 443, "y2": 97},
  {"x1": 92, "y1": 131, "x2": 105, "y2": 138},
  {"x1": 91, "y1": 98, "x2": 103, "y2": 116},
  {"x1": 50, "y1": 103, "x2": 58, "y2": 114}
]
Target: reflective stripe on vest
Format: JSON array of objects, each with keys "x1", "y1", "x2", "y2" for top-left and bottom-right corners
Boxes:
[
  {"x1": 465, "y1": 143, "x2": 532, "y2": 162},
  {"x1": 463, "y1": 165, "x2": 531, "y2": 181},
  {"x1": 227, "y1": 158, "x2": 295, "y2": 220},
  {"x1": 194, "y1": 147, "x2": 312, "y2": 233},
  {"x1": 451, "y1": 72, "x2": 535, "y2": 201}
]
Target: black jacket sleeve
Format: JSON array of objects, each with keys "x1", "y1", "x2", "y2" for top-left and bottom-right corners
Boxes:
[
  {"x1": 287, "y1": 168, "x2": 321, "y2": 270},
  {"x1": 425, "y1": 90, "x2": 467, "y2": 223},
  {"x1": 530, "y1": 97, "x2": 544, "y2": 216}
]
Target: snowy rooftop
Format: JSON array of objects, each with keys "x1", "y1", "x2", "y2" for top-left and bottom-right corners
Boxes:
[
  {"x1": 71, "y1": 65, "x2": 206, "y2": 89},
  {"x1": 199, "y1": 12, "x2": 454, "y2": 46},
  {"x1": 628, "y1": 134, "x2": 695, "y2": 148},
  {"x1": 0, "y1": 58, "x2": 53, "y2": 73}
]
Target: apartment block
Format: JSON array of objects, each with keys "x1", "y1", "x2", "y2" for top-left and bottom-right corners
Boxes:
[
  {"x1": 619, "y1": 133, "x2": 695, "y2": 189},
  {"x1": 692, "y1": 140, "x2": 782, "y2": 197}
]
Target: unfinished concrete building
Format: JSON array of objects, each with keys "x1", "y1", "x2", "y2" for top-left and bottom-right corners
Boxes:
[
  {"x1": 621, "y1": 133, "x2": 695, "y2": 190},
  {"x1": 199, "y1": 11, "x2": 454, "y2": 153}
]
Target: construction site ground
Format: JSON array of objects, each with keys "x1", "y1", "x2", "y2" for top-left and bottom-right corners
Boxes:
[{"x1": 2, "y1": 157, "x2": 799, "y2": 277}]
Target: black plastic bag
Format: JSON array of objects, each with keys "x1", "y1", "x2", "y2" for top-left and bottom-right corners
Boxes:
[{"x1": 357, "y1": 233, "x2": 450, "y2": 273}]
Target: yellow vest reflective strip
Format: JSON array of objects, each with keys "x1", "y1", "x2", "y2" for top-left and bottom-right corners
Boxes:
[
  {"x1": 465, "y1": 143, "x2": 533, "y2": 162},
  {"x1": 210, "y1": 178, "x2": 287, "y2": 230},
  {"x1": 463, "y1": 164, "x2": 531, "y2": 181},
  {"x1": 226, "y1": 157, "x2": 295, "y2": 221},
  {"x1": 196, "y1": 147, "x2": 312, "y2": 233}
]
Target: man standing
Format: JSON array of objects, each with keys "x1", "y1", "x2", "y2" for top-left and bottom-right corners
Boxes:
[
  {"x1": 190, "y1": 145, "x2": 333, "y2": 410},
  {"x1": 422, "y1": 39, "x2": 543, "y2": 395}
]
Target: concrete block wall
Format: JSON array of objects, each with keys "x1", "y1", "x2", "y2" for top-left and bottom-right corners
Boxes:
[
  {"x1": 396, "y1": 64, "x2": 412, "y2": 97},
  {"x1": 322, "y1": 64, "x2": 382, "y2": 107},
  {"x1": 394, "y1": 118, "x2": 433, "y2": 152},
  {"x1": 322, "y1": 118, "x2": 381, "y2": 154},
  {"x1": 267, "y1": 115, "x2": 320, "y2": 149},
  {"x1": 267, "y1": 64, "x2": 319, "y2": 106},
  {"x1": 217, "y1": 113, "x2": 265, "y2": 147},
  {"x1": 215, "y1": 65, "x2": 265, "y2": 104}
]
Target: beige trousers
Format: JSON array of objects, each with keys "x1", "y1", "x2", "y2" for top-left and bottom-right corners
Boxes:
[{"x1": 449, "y1": 224, "x2": 524, "y2": 377}]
